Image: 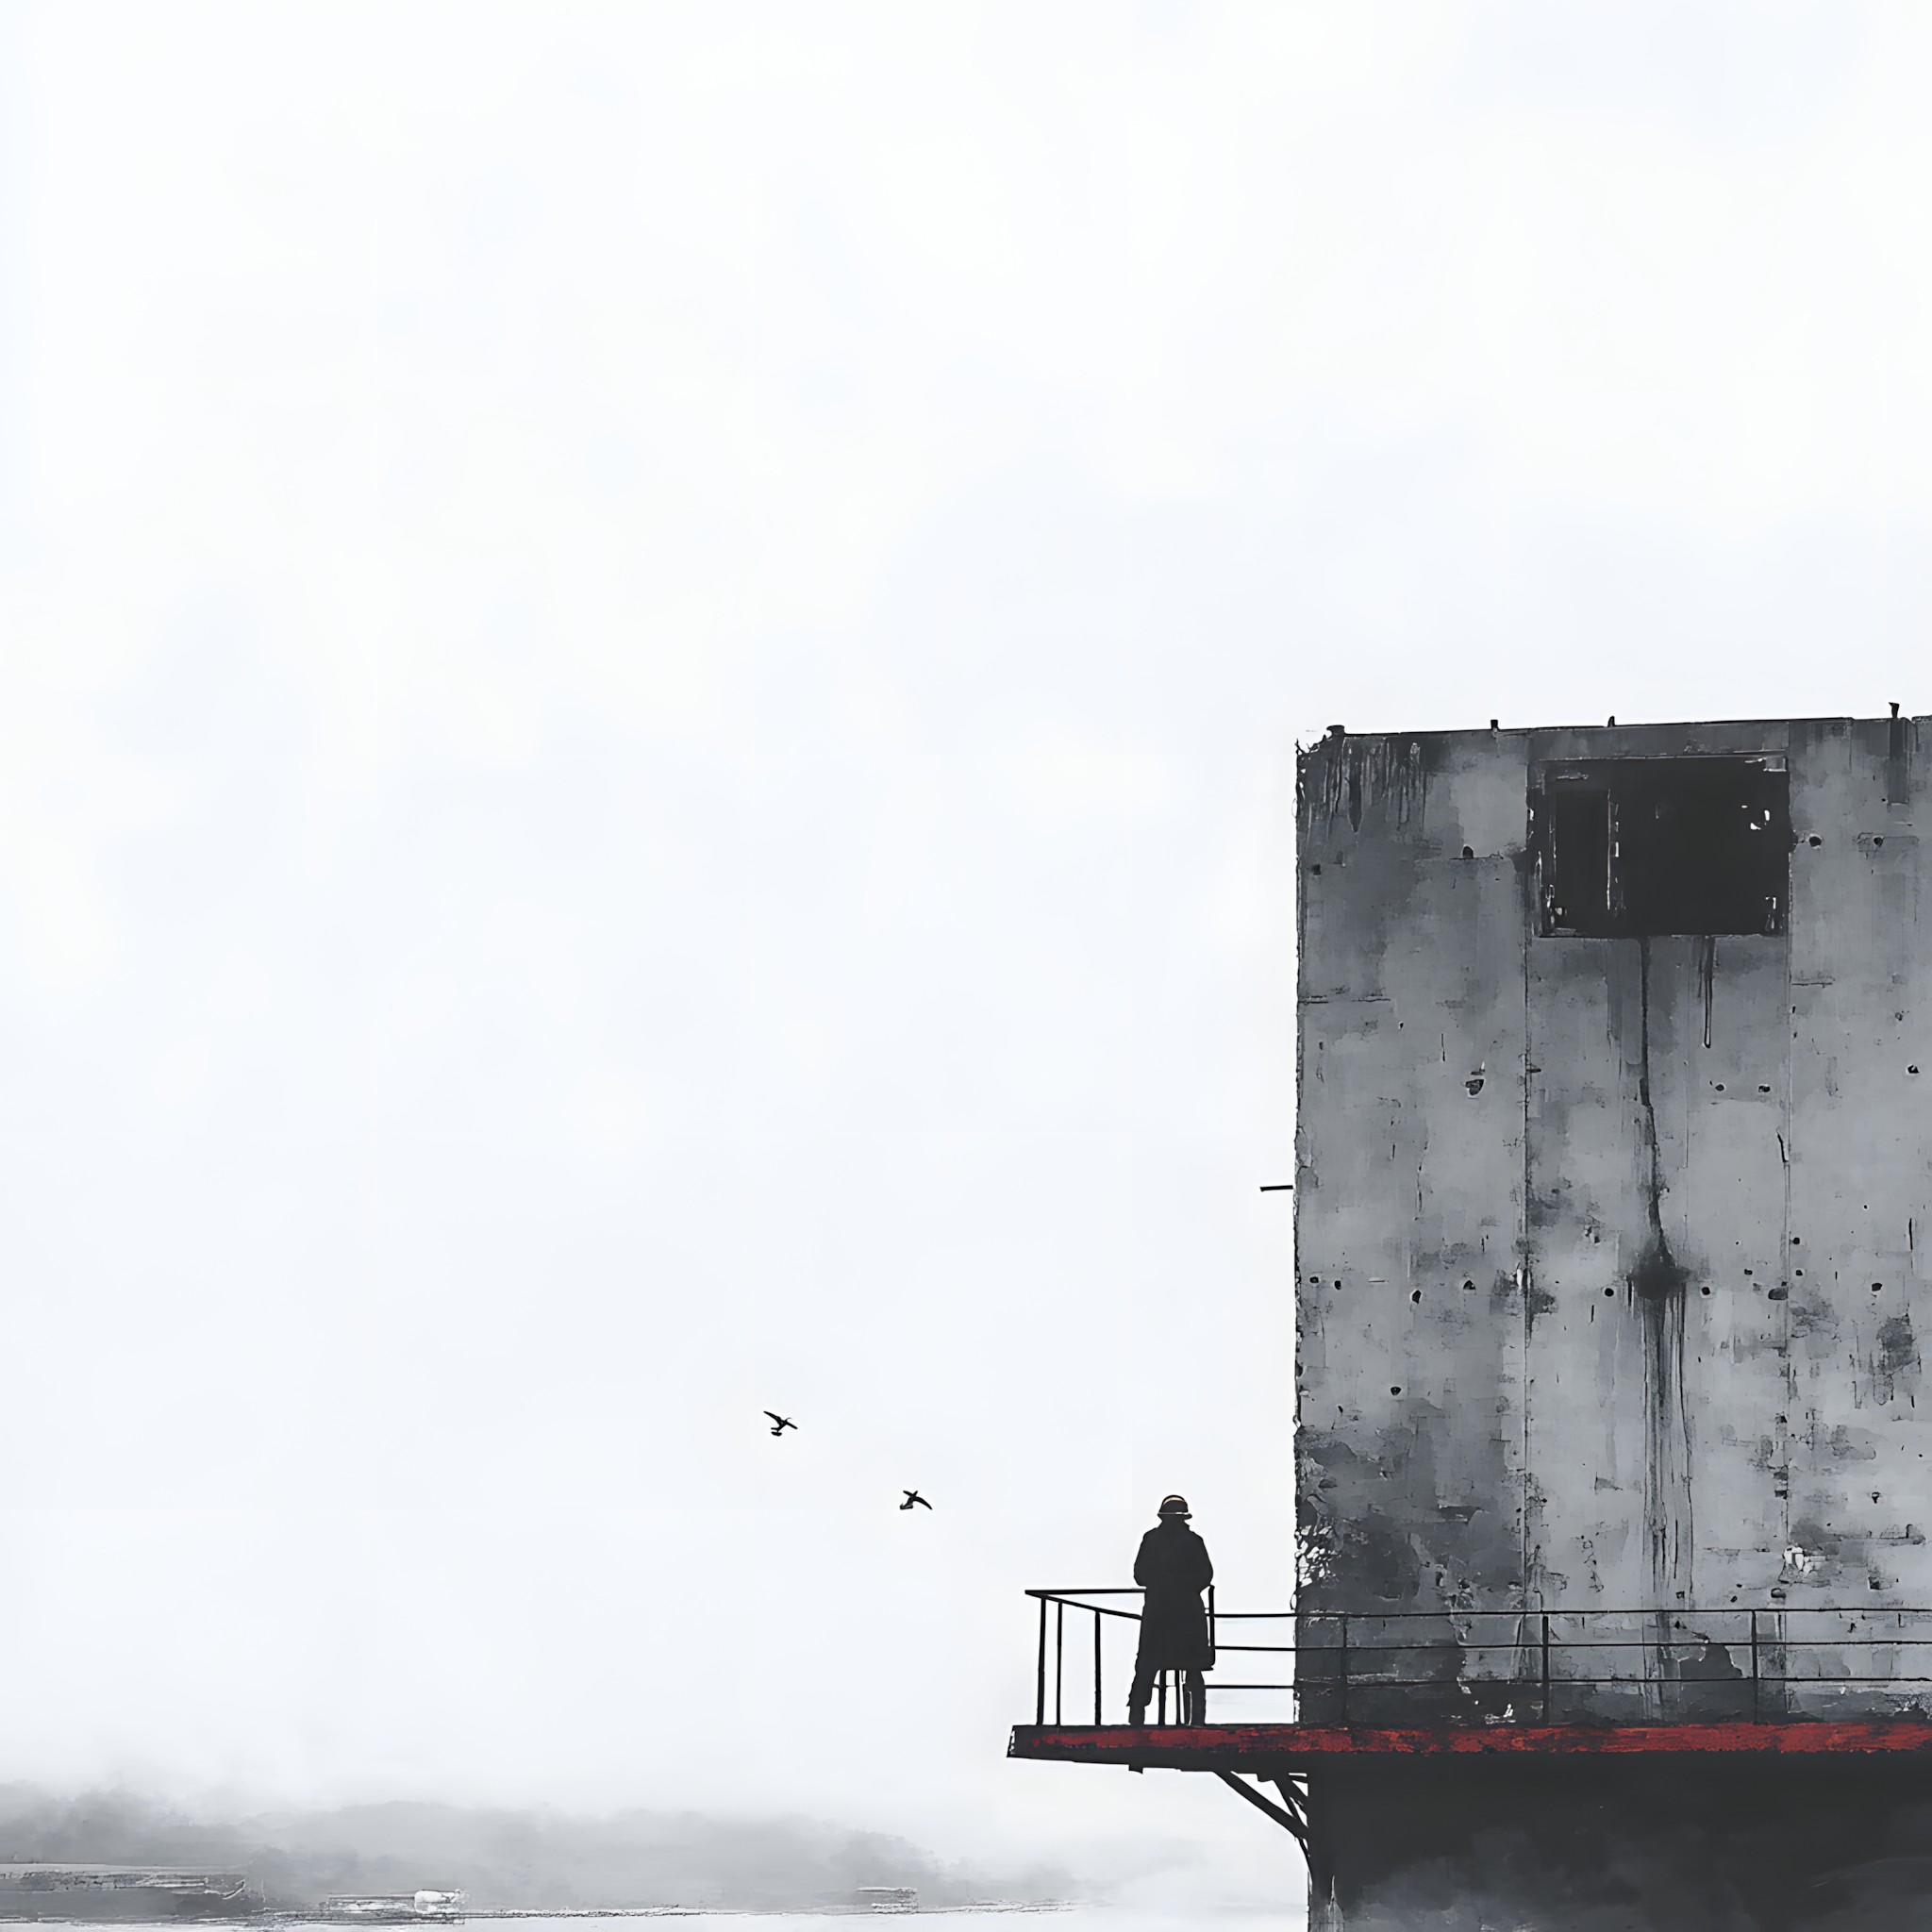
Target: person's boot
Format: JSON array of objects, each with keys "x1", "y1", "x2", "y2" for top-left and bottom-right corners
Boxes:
[{"x1": 1127, "y1": 1700, "x2": 1147, "y2": 1728}]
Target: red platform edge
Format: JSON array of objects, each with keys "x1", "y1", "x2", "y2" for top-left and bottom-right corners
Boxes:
[{"x1": 1009, "y1": 1722, "x2": 1932, "y2": 1767}]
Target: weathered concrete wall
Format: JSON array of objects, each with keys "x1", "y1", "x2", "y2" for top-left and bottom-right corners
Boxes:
[{"x1": 1295, "y1": 717, "x2": 1932, "y2": 1717}]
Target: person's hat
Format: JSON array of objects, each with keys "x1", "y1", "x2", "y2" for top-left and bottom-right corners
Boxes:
[{"x1": 1158, "y1": 1493, "x2": 1191, "y2": 1518}]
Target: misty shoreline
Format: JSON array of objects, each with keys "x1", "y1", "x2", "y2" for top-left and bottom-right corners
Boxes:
[{"x1": 0, "y1": 1791, "x2": 1077, "y2": 1916}]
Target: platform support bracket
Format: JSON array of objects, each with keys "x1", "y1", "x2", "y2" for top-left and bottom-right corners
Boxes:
[{"x1": 1213, "y1": 1768, "x2": 1309, "y2": 1850}]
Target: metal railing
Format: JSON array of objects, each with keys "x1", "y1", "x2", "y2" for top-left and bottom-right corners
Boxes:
[{"x1": 1025, "y1": 1592, "x2": 1932, "y2": 1727}]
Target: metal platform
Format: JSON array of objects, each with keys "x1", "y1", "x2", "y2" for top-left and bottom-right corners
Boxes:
[
  {"x1": 1012, "y1": 1593, "x2": 1932, "y2": 1867},
  {"x1": 1010, "y1": 1719, "x2": 1932, "y2": 1771}
]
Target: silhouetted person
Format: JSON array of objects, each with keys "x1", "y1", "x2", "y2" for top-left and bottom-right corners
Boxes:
[{"x1": 1127, "y1": 1494, "x2": 1214, "y2": 1725}]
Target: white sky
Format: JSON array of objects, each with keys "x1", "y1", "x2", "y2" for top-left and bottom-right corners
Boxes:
[{"x1": 0, "y1": 0, "x2": 1928, "y2": 1902}]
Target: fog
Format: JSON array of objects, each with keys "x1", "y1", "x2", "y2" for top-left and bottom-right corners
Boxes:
[
  {"x1": 0, "y1": 1788, "x2": 1085, "y2": 1911},
  {"x1": 0, "y1": 0, "x2": 1927, "y2": 1908}
]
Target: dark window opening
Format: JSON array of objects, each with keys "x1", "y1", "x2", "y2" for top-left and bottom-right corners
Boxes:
[{"x1": 1535, "y1": 757, "x2": 1790, "y2": 938}]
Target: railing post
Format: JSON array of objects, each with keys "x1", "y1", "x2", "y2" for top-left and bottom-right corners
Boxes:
[
  {"x1": 1158, "y1": 1670, "x2": 1167, "y2": 1726},
  {"x1": 1055, "y1": 1601, "x2": 1064, "y2": 1725},
  {"x1": 1036, "y1": 1596, "x2": 1046, "y2": 1725},
  {"x1": 1338, "y1": 1614, "x2": 1350, "y2": 1726},
  {"x1": 1751, "y1": 1609, "x2": 1760, "y2": 1721},
  {"x1": 1204, "y1": 1584, "x2": 1215, "y2": 1728},
  {"x1": 1093, "y1": 1608, "x2": 1103, "y2": 1725},
  {"x1": 1541, "y1": 1613, "x2": 1552, "y2": 1724}
]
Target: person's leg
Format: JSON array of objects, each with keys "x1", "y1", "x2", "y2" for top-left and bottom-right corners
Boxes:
[
  {"x1": 1127, "y1": 1656, "x2": 1156, "y2": 1725},
  {"x1": 1183, "y1": 1669, "x2": 1207, "y2": 1724}
]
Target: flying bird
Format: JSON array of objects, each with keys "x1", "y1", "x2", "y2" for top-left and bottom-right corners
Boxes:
[
  {"x1": 900, "y1": 1490, "x2": 931, "y2": 1510},
  {"x1": 765, "y1": 1412, "x2": 796, "y2": 1436}
]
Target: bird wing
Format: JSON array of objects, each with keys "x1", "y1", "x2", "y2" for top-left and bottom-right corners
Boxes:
[{"x1": 764, "y1": 1412, "x2": 786, "y2": 1424}]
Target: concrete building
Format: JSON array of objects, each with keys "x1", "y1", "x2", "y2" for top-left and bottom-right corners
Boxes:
[
  {"x1": 1297, "y1": 713, "x2": 1929, "y2": 1709},
  {"x1": 1013, "y1": 713, "x2": 1932, "y2": 1930}
]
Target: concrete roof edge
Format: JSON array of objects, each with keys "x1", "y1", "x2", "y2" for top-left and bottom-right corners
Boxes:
[{"x1": 1298, "y1": 715, "x2": 1916, "y2": 746}]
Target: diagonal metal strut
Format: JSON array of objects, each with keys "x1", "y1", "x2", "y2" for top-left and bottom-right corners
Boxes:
[{"x1": 1213, "y1": 1769, "x2": 1308, "y2": 1849}]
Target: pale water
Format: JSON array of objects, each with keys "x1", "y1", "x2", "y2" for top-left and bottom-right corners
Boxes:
[
  {"x1": 435, "y1": 1919, "x2": 1300, "y2": 1931},
  {"x1": 17, "y1": 1916, "x2": 1300, "y2": 1932}
]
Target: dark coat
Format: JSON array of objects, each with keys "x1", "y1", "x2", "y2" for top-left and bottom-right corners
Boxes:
[{"x1": 1133, "y1": 1520, "x2": 1214, "y2": 1670}]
